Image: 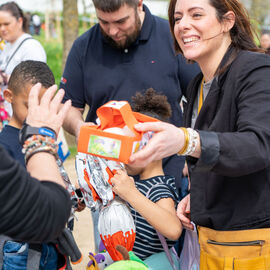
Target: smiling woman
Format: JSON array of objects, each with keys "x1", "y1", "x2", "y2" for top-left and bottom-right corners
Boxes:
[
  {"x1": 128, "y1": 0, "x2": 270, "y2": 269},
  {"x1": 173, "y1": 1, "x2": 230, "y2": 77},
  {"x1": 169, "y1": 0, "x2": 258, "y2": 81}
]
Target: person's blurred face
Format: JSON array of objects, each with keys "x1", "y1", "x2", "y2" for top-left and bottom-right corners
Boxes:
[
  {"x1": 125, "y1": 163, "x2": 143, "y2": 176},
  {"x1": 96, "y1": 4, "x2": 141, "y2": 49},
  {"x1": 260, "y1": 34, "x2": 270, "y2": 50},
  {"x1": 4, "y1": 84, "x2": 47, "y2": 128},
  {"x1": 0, "y1": 10, "x2": 23, "y2": 43},
  {"x1": 173, "y1": 0, "x2": 231, "y2": 63}
]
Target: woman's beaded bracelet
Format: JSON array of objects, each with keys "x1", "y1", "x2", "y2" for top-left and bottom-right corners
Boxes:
[
  {"x1": 22, "y1": 134, "x2": 58, "y2": 164},
  {"x1": 178, "y1": 127, "x2": 189, "y2": 155},
  {"x1": 177, "y1": 128, "x2": 198, "y2": 156}
]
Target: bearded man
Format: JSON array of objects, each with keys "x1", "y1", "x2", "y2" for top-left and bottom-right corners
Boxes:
[{"x1": 60, "y1": 0, "x2": 199, "y2": 252}]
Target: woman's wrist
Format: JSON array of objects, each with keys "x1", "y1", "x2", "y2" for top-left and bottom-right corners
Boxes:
[
  {"x1": 177, "y1": 128, "x2": 201, "y2": 157},
  {"x1": 178, "y1": 127, "x2": 189, "y2": 155},
  {"x1": 191, "y1": 131, "x2": 201, "y2": 158}
]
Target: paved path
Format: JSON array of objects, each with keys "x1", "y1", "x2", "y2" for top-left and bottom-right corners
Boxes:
[{"x1": 64, "y1": 157, "x2": 95, "y2": 269}]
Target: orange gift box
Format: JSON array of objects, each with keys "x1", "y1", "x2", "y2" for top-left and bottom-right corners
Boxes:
[{"x1": 77, "y1": 100, "x2": 158, "y2": 164}]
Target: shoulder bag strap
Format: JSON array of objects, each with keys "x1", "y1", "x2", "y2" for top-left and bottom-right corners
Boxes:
[
  {"x1": 146, "y1": 184, "x2": 178, "y2": 270},
  {"x1": 156, "y1": 231, "x2": 178, "y2": 270},
  {"x1": 3, "y1": 37, "x2": 33, "y2": 72}
]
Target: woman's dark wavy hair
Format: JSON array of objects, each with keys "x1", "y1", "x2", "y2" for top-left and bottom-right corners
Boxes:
[
  {"x1": 168, "y1": 0, "x2": 260, "y2": 55},
  {"x1": 0, "y1": 2, "x2": 28, "y2": 32}
]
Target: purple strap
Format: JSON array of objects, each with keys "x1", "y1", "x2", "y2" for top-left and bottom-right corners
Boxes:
[
  {"x1": 146, "y1": 185, "x2": 178, "y2": 270},
  {"x1": 157, "y1": 231, "x2": 178, "y2": 270}
]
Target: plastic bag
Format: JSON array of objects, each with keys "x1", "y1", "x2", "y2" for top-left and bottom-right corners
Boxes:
[
  {"x1": 179, "y1": 222, "x2": 200, "y2": 270},
  {"x1": 75, "y1": 152, "x2": 100, "y2": 211},
  {"x1": 75, "y1": 153, "x2": 123, "y2": 210},
  {"x1": 98, "y1": 197, "x2": 136, "y2": 261}
]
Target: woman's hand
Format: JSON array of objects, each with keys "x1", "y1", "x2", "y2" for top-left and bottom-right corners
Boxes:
[
  {"x1": 111, "y1": 170, "x2": 137, "y2": 202},
  {"x1": 26, "y1": 83, "x2": 71, "y2": 136},
  {"x1": 129, "y1": 121, "x2": 185, "y2": 167},
  {"x1": 177, "y1": 194, "x2": 194, "y2": 230}
]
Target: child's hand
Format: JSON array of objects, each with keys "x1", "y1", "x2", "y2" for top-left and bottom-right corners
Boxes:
[
  {"x1": 111, "y1": 170, "x2": 137, "y2": 202},
  {"x1": 26, "y1": 83, "x2": 71, "y2": 136}
]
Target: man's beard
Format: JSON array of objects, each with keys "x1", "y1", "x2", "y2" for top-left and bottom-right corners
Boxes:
[{"x1": 101, "y1": 12, "x2": 141, "y2": 49}]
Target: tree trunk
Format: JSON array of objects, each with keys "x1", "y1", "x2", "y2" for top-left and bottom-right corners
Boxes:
[
  {"x1": 249, "y1": 0, "x2": 270, "y2": 28},
  {"x1": 62, "y1": 0, "x2": 79, "y2": 71},
  {"x1": 45, "y1": 9, "x2": 50, "y2": 40},
  {"x1": 56, "y1": 11, "x2": 62, "y2": 41},
  {"x1": 81, "y1": 0, "x2": 89, "y2": 31},
  {"x1": 62, "y1": 0, "x2": 79, "y2": 147}
]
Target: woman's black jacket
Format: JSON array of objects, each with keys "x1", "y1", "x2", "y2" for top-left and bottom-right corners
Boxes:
[{"x1": 184, "y1": 48, "x2": 270, "y2": 230}]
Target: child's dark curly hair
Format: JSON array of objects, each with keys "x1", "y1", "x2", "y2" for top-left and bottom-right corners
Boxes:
[{"x1": 131, "y1": 88, "x2": 172, "y2": 122}]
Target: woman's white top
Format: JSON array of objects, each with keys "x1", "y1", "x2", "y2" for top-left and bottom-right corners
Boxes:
[{"x1": 0, "y1": 33, "x2": 46, "y2": 75}]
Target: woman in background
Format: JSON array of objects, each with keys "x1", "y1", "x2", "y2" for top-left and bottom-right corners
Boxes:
[
  {"x1": 260, "y1": 32, "x2": 270, "y2": 55},
  {"x1": 0, "y1": 1, "x2": 46, "y2": 117}
]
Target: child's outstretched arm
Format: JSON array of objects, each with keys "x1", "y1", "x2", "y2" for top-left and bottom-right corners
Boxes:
[{"x1": 111, "y1": 170, "x2": 182, "y2": 240}]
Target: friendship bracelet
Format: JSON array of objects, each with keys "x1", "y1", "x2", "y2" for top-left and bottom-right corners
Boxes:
[
  {"x1": 177, "y1": 127, "x2": 189, "y2": 155},
  {"x1": 22, "y1": 135, "x2": 56, "y2": 151},
  {"x1": 25, "y1": 147, "x2": 58, "y2": 164},
  {"x1": 22, "y1": 135, "x2": 58, "y2": 164},
  {"x1": 23, "y1": 135, "x2": 57, "y2": 155}
]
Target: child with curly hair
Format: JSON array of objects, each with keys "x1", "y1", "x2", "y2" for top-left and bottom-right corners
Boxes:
[{"x1": 111, "y1": 88, "x2": 182, "y2": 270}]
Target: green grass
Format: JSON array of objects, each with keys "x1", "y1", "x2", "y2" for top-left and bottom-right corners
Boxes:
[
  {"x1": 44, "y1": 41, "x2": 63, "y2": 86},
  {"x1": 34, "y1": 19, "x2": 97, "y2": 86},
  {"x1": 35, "y1": 31, "x2": 77, "y2": 152},
  {"x1": 35, "y1": 33, "x2": 63, "y2": 86},
  {"x1": 68, "y1": 144, "x2": 78, "y2": 159}
]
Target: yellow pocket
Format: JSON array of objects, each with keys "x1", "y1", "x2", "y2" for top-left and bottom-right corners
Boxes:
[
  {"x1": 200, "y1": 250, "x2": 226, "y2": 270},
  {"x1": 200, "y1": 250, "x2": 270, "y2": 270},
  {"x1": 234, "y1": 255, "x2": 270, "y2": 270}
]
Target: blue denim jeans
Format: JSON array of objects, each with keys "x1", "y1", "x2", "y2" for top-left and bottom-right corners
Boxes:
[{"x1": 3, "y1": 241, "x2": 58, "y2": 270}]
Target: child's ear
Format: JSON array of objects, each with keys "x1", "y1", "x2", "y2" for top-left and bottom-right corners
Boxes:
[{"x1": 3, "y1": 89, "x2": 13, "y2": 103}]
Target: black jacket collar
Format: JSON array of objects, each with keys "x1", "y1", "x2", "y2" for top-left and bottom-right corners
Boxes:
[{"x1": 184, "y1": 46, "x2": 238, "y2": 129}]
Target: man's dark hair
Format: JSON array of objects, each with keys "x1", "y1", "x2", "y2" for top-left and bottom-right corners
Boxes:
[
  {"x1": 131, "y1": 88, "x2": 172, "y2": 122},
  {"x1": 8, "y1": 60, "x2": 55, "y2": 95},
  {"x1": 92, "y1": 0, "x2": 139, "y2": 12}
]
